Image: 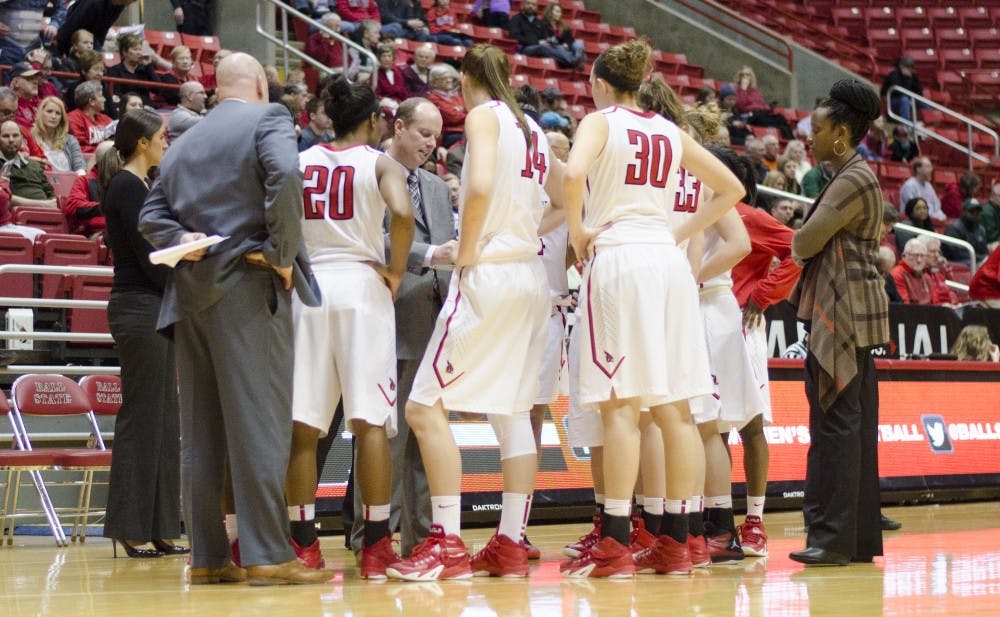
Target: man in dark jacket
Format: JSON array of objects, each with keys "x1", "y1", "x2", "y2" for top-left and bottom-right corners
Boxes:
[
  {"x1": 943, "y1": 201, "x2": 989, "y2": 265},
  {"x1": 880, "y1": 56, "x2": 924, "y2": 122},
  {"x1": 377, "y1": 0, "x2": 429, "y2": 40},
  {"x1": 506, "y1": 0, "x2": 575, "y2": 68}
]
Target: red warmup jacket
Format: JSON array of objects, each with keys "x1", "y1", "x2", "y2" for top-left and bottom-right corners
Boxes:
[
  {"x1": 63, "y1": 169, "x2": 105, "y2": 236},
  {"x1": 969, "y1": 248, "x2": 1000, "y2": 301},
  {"x1": 730, "y1": 202, "x2": 802, "y2": 310}
]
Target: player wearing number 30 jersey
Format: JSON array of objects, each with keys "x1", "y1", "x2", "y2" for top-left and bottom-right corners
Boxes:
[{"x1": 285, "y1": 76, "x2": 414, "y2": 578}]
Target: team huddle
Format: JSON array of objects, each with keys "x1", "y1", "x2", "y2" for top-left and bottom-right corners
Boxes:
[{"x1": 292, "y1": 39, "x2": 775, "y2": 581}]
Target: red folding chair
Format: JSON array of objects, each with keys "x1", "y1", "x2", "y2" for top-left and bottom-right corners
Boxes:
[
  {"x1": 74, "y1": 375, "x2": 120, "y2": 540},
  {"x1": 1, "y1": 395, "x2": 62, "y2": 546}
]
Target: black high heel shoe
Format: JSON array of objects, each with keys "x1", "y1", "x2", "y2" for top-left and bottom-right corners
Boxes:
[
  {"x1": 151, "y1": 539, "x2": 191, "y2": 556},
  {"x1": 112, "y1": 539, "x2": 165, "y2": 558}
]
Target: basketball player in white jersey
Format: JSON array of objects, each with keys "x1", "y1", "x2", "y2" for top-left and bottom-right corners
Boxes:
[
  {"x1": 387, "y1": 45, "x2": 563, "y2": 581},
  {"x1": 284, "y1": 75, "x2": 414, "y2": 579},
  {"x1": 560, "y1": 39, "x2": 744, "y2": 578}
]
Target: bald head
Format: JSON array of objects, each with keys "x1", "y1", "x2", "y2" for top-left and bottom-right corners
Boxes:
[{"x1": 216, "y1": 53, "x2": 267, "y2": 104}]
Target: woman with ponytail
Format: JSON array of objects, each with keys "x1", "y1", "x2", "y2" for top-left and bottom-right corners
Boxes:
[
  {"x1": 388, "y1": 44, "x2": 563, "y2": 581},
  {"x1": 560, "y1": 38, "x2": 744, "y2": 578},
  {"x1": 788, "y1": 79, "x2": 888, "y2": 567},
  {"x1": 102, "y1": 110, "x2": 187, "y2": 559}
]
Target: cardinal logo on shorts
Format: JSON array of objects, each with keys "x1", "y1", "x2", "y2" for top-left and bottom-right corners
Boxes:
[
  {"x1": 390, "y1": 379, "x2": 396, "y2": 391},
  {"x1": 604, "y1": 351, "x2": 614, "y2": 363},
  {"x1": 446, "y1": 361, "x2": 454, "y2": 374}
]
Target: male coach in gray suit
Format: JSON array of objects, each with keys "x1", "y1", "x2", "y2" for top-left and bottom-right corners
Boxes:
[
  {"x1": 138, "y1": 53, "x2": 328, "y2": 586},
  {"x1": 350, "y1": 98, "x2": 456, "y2": 557}
]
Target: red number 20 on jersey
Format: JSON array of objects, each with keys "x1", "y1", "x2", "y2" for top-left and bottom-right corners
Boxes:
[{"x1": 303, "y1": 164, "x2": 356, "y2": 220}]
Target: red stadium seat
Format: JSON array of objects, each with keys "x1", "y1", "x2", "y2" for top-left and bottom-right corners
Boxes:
[
  {"x1": 103, "y1": 51, "x2": 119, "y2": 67},
  {"x1": 968, "y1": 28, "x2": 1000, "y2": 49},
  {"x1": 38, "y1": 236, "x2": 98, "y2": 299},
  {"x1": 867, "y1": 28, "x2": 902, "y2": 58},
  {"x1": 68, "y1": 275, "x2": 112, "y2": 339},
  {"x1": 14, "y1": 208, "x2": 68, "y2": 235},
  {"x1": 0, "y1": 233, "x2": 34, "y2": 298},
  {"x1": 182, "y1": 33, "x2": 221, "y2": 63},
  {"x1": 143, "y1": 30, "x2": 180, "y2": 56},
  {"x1": 864, "y1": 7, "x2": 897, "y2": 30},
  {"x1": 957, "y1": 7, "x2": 993, "y2": 29},
  {"x1": 935, "y1": 27, "x2": 971, "y2": 50},
  {"x1": 927, "y1": 7, "x2": 961, "y2": 29},
  {"x1": 940, "y1": 48, "x2": 977, "y2": 71},
  {"x1": 903, "y1": 48, "x2": 940, "y2": 74},
  {"x1": 976, "y1": 48, "x2": 1000, "y2": 70},
  {"x1": 900, "y1": 28, "x2": 934, "y2": 49}
]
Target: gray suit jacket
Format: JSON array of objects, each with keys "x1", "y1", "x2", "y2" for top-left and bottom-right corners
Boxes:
[
  {"x1": 390, "y1": 167, "x2": 455, "y2": 360},
  {"x1": 139, "y1": 100, "x2": 319, "y2": 330}
]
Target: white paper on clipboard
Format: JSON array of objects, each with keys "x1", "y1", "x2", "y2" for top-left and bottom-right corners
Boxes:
[{"x1": 149, "y1": 235, "x2": 228, "y2": 267}]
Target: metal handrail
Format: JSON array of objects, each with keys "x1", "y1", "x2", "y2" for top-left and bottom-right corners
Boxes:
[
  {"x1": 886, "y1": 85, "x2": 1000, "y2": 170},
  {"x1": 1, "y1": 366, "x2": 119, "y2": 375},
  {"x1": 755, "y1": 186, "x2": 979, "y2": 278},
  {"x1": 0, "y1": 264, "x2": 114, "y2": 344},
  {"x1": 255, "y1": 0, "x2": 378, "y2": 89},
  {"x1": 0, "y1": 265, "x2": 113, "y2": 277}
]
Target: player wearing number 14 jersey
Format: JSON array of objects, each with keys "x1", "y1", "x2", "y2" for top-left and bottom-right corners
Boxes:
[
  {"x1": 286, "y1": 76, "x2": 414, "y2": 578},
  {"x1": 562, "y1": 39, "x2": 744, "y2": 578}
]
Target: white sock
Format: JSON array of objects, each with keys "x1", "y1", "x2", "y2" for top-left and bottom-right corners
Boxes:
[
  {"x1": 643, "y1": 496, "x2": 664, "y2": 516},
  {"x1": 498, "y1": 492, "x2": 530, "y2": 542},
  {"x1": 431, "y1": 495, "x2": 462, "y2": 537},
  {"x1": 224, "y1": 514, "x2": 238, "y2": 541},
  {"x1": 665, "y1": 499, "x2": 689, "y2": 515},
  {"x1": 594, "y1": 492, "x2": 605, "y2": 505},
  {"x1": 604, "y1": 498, "x2": 631, "y2": 518},
  {"x1": 634, "y1": 494, "x2": 645, "y2": 508},
  {"x1": 522, "y1": 494, "x2": 533, "y2": 538},
  {"x1": 708, "y1": 495, "x2": 733, "y2": 509},
  {"x1": 287, "y1": 503, "x2": 315, "y2": 521},
  {"x1": 690, "y1": 495, "x2": 704, "y2": 512},
  {"x1": 747, "y1": 495, "x2": 765, "y2": 519},
  {"x1": 364, "y1": 503, "x2": 390, "y2": 522}
]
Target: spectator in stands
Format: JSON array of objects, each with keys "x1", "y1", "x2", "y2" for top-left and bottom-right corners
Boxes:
[
  {"x1": 375, "y1": 42, "x2": 409, "y2": 104},
  {"x1": 378, "y1": 0, "x2": 431, "y2": 41},
  {"x1": 943, "y1": 201, "x2": 989, "y2": 265},
  {"x1": 348, "y1": 19, "x2": 382, "y2": 83},
  {"x1": 760, "y1": 134, "x2": 780, "y2": 170},
  {"x1": 744, "y1": 137, "x2": 768, "y2": 182},
  {"x1": 0, "y1": 0, "x2": 66, "y2": 66},
  {"x1": 922, "y1": 237, "x2": 957, "y2": 306},
  {"x1": 950, "y1": 325, "x2": 999, "y2": 362},
  {"x1": 881, "y1": 56, "x2": 924, "y2": 122},
  {"x1": 718, "y1": 82, "x2": 749, "y2": 146},
  {"x1": 880, "y1": 202, "x2": 900, "y2": 257},
  {"x1": 306, "y1": 12, "x2": 348, "y2": 74},
  {"x1": 545, "y1": 130, "x2": 569, "y2": 163},
  {"x1": 171, "y1": 0, "x2": 215, "y2": 35},
  {"x1": 801, "y1": 160, "x2": 833, "y2": 198},
  {"x1": 103, "y1": 92, "x2": 146, "y2": 139},
  {"x1": 31, "y1": 96, "x2": 85, "y2": 174},
  {"x1": 876, "y1": 245, "x2": 903, "y2": 303},
  {"x1": 425, "y1": 0, "x2": 472, "y2": 47},
  {"x1": 507, "y1": 0, "x2": 578, "y2": 69},
  {"x1": 857, "y1": 116, "x2": 888, "y2": 162},
  {"x1": 26, "y1": 49, "x2": 61, "y2": 100},
  {"x1": 10, "y1": 62, "x2": 42, "y2": 130},
  {"x1": 402, "y1": 43, "x2": 435, "y2": 97},
  {"x1": 784, "y1": 139, "x2": 811, "y2": 183},
  {"x1": 887, "y1": 124, "x2": 918, "y2": 162},
  {"x1": 894, "y1": 197, "x2": 934, "y2": 254},
  {"x1": 761, "y1": 170, "x2": 786, "y2": 194},
  {"x1": 940, "y1": 172, "x2": 981, "y2": 220},
  {"x1": 983, "y1": 183, "x2": 1000, "y2": 250},
  {"x1": 64, "y1": 49, "x2": 106, "y2": 111},
  {"x1": 892, "y1": 238, "x2": 933, "y2": 304},
  {"x1": 539, "y1": 87, "x2": 574, "y2": 133},
  {"x1": 167, "y1": 81, "x2": 207, "y2": 141},
  {"x1": 767, "y1": 197, "x2": 796, "y2": 227},
  {"x1": 55, "y1": 28, "x2": 95, "y2": 74},
  {"x1": 199, "y1": 48, "x2": 231, "y2": 93},
  {"x1": 56, "y1": 0, "x2": 138, "y2": 56},
  {"x1": 298, "y1": 95, "x2": 334, "y2": 151},
  {"x1": 442, "y1": 171, "x2": 460, "y2": 213},
  {"x1": 0, "y1": 120, "x2": 57, "y2": 208},
  {"x1": 295, "y1": 0, "x2": 332, "y2": 18},
  {"x1": 106, "y1": 33, "x2": 161, "y2": 108},
  {"x1": 542, "y1": 2, "x2": 584, "y2": 69},
  {"x1": 777, "y1": 156, "x2": 801, "y2": 195},
  {"x1": 898, "y1": 157, "x2": 945, "y2": 222},
  {"x1": 337, "y1": 0, "x2": 381, "y2": 35},
  {"x1": 732, "y1": 65, "x2": 793, "y2": 138},
  {"x1": 969, "y1": 246, "x2": 1000, "y2": 307},
  {"x1": 64, "y1": 139, "x2": 113, "y2": 238},
  {"x1": 0, "y1": 86, "x2": 45, "y2": 162},
  {"x1": 426, "y1": 63, "x2": 465, "y2": 147},
  {"x1": 0, "y1": 179, "x2": 43, "y2": 240},
  {"x1": 158, "y1": 46, "x2": 197, "y2": 107},
  {"x1": 472, "y1": 0, "x2": 510, "y2": 29}
]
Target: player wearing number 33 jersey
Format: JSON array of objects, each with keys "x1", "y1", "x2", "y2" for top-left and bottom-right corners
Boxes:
[{"x1": 574, "y1": 106, "x2": 713, "y2": 410}]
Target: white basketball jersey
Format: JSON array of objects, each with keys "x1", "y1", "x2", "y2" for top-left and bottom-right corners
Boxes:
[
  {"x1": 298, "y1": 143, "x2": 387, "y2": 266},
  {"x1": 539, "y1": 221, "x2": 569, "y2": 298},
  {"x1": 584, "y1": 106, "x2": 683, "y2": 247},
  {"x1": 673, "y1": 168, "x2": 733, "y2": 289},
  {"x1": 459, "y1": 101, "x2": 549, "y2": 262}
]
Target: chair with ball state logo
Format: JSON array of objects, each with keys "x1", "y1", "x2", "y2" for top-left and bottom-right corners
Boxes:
[{"x1": 8, "y1": 374, "x2": 114, "y2": 546}]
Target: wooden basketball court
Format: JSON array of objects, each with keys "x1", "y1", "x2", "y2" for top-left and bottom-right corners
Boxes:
[{"x1": 1, "y1": 502, "x2": 998, "y2": 616}]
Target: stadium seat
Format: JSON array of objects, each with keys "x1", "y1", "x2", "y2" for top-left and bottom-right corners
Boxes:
[
  {"x1": 900, "y1": 28, "x2": 934, "y2": 49},
  {"x1": 976, "y1": 48, "x2": 1000, "y2": 69},
  {"x1": 957, "y1": 7, "x2": 993, "y2": 29},
  {"x1": 968, "y1": 28, "x2": 999, "y2": 49},
  {"x1": 144, "y1": 30, "x2": 180, "y2": 56},
  {"x1": 940, "y1": 48, "x2": 977, "y2": 71},
  {"x1": 935, "y1": 27, "x2": 971, "y2": 49},
  {"x1": 13, "y1": 208, "x2": 67, "y2": 235},
  {"x1": 0, "y1": 233, "x2": 34, "y2": 298},
  {"x1": 927, "y1": 7, "x2": 961, "y2": 29},
  {"x1": 38, "y1": 236, "x2": 98, "y2": 299},
  {"x1": 181, "y1": 33, "x2": 220, "y2": 63},
  {"x1": 68, "y1": 275, "x2": 112, "y2": 341}
]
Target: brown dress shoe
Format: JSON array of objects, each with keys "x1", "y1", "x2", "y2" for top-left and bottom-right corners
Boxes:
[
  {"x1": 245, "y1": 559, "x2": 334, "y2": 586},
  {"x1": 188, "y1": 562, "x2": 247, "y2": 584}
]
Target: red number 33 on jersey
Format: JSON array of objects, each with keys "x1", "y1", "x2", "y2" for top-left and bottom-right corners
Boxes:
[{"x1": 303, "y1": 164, "x2": 355, "y2": 220}]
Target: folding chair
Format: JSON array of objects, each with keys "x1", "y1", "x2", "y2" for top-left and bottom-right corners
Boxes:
[
  {"x1": 9, "y1": 375, "x2": 112, "y2": 545},
  {"x1": 72, "y1": 375, "x2": 120, "y2": 541}
]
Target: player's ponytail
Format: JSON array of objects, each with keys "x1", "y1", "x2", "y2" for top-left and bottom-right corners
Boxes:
[{"x1": 461, "y1": 44, "x2": 532, "y2": 149}]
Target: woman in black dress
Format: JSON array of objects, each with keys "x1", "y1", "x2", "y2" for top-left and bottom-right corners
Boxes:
[{"x1": 102, "y1": 109, "x2": 187, "y2": 558}]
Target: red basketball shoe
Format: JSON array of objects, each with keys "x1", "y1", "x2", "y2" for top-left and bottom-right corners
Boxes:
[
  {"x1": 564, "y1": 513, "x2": 601, "y2": 558},
  {"x1": 385, "y1": 525, "x2": 472, "y2": 581},
  {"x1": 470, "y1": 533, "x2": 530, "y2": 577},
  {"x1": 706, "y1": 531, "x2": 745, "y2": 564},
  {"x1": 738, "y1": 515, "x2": 768, "y2": 557},
  {"x1": 634, "y1": 535, "x2": 693, "y2": 575},
  {"x1": 359, "y1": 536, "x2": 399, "y2": 580},
  {"x1": 291, "y1": 538, "x2": 325, "y2": 569},
  {"x1": 688, "y1": 534, "x2": 710, "y2": 568},
  {"x1": 560, "y1": 536, "x2": 635, "y2": 578}
]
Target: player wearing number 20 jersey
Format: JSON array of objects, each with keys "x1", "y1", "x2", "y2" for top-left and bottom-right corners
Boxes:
[{"x1": 574, "y1": 105, "x2": 714, "y2": 411}]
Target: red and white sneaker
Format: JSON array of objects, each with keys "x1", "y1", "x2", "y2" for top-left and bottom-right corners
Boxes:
[
  {"x1": 705, "y1": 531, "x2": 745, "y2": 564},
  {"x1": 291, "y1": 538, "x2": 326, "y2": 569},
  {"x1": 385, "y1": 525, "x2": 472, "y2": 581},
  {"x1": 359, "y1": 536, "x2": 399, "y2": 580},
  {"x1": 738, "y1": 515, "x2": 768, "y2": 557},
  {"x1": 230, "y1": 539, "x2": 241, "y2": 568},
  {"x1": 634, "y1": 535, "x2": 693, "y2": 575},
  {"x1": 628, "y1": 517, "x2": 656, "y2": 556},
  {"x1": 564, "y1": 513, "x2": 601, "y2": 558},
  {"x1": 470, "y1": 533, "x2": 530, "y2": 577},
  {"x1": 687, "y1": 534, "x2": 710, "y2": 568},
  {"x1": 523, "y1": 535, "x2": 541, "y2": 560},
  {"x1": 560, "y1": 535, "x2": 635, "y2": 578}
]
